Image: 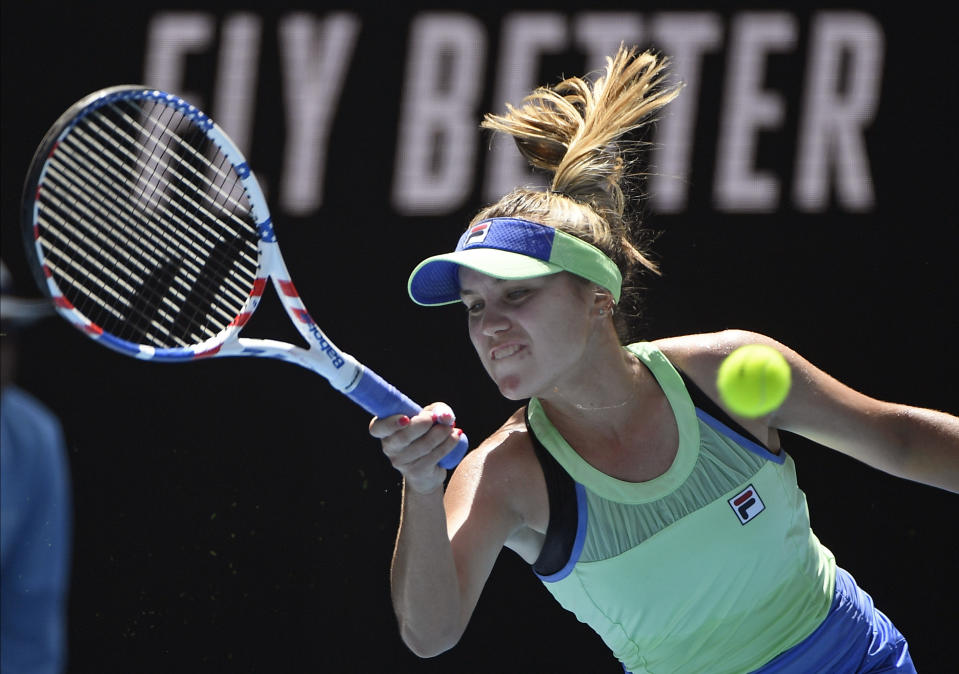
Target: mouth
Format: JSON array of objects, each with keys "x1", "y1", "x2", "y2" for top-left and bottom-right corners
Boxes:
[{"x1": 490, "y1": 343, "x2": 525, "y2": 361}]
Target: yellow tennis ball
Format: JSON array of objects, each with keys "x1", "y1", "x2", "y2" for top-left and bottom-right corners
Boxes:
[{"x1": 716, "y1": 344, "x2": 792, "y2": 418}]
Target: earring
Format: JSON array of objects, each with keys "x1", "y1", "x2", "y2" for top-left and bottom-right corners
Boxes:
[{"x1": 598, "y1": 309, "x2": 606, "y2": 317}]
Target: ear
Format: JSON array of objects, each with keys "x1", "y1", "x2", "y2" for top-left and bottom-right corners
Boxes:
[{"x1": 591, "y1": 286, "x2": 614, "y2": 318}]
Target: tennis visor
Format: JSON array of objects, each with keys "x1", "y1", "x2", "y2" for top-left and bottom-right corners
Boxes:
[{"x1": 408, "y1": 217, "x2": 622, "y2": 306}]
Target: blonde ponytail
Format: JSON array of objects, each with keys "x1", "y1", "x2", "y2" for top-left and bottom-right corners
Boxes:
[{"x1": 474, "y1": 45, "x2": 682, "y2": 341}]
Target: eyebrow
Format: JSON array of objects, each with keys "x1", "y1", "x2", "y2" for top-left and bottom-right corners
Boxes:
[{"x1": 459, "y1": 278, "x2": 510, "y2": 299}]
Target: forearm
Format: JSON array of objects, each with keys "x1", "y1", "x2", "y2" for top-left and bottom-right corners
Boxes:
[
  {"x1": 895, "y1": 406, "x2": 959, "y2": 492},
  {"x1": 390, "y1": 480, "x2": 464, "y2": 657}
]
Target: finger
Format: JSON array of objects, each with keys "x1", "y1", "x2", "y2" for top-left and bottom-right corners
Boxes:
[
  {"x1": 423, "y1": 402, "x2": 456, "y2": 426},
  {"x1": 420, "y1": 427, "x2": 465, "y2": 467},
  {"x1": 369, "y1": 413, "x2": 412, "y2": 439},
  {"x1": 397, "y1": 431, "x2": 463, "y2": 491},
  {"x1": 401, "y1": 407, "x2": 453, "y2": 436},
  {"x1": 379, "y1": 405, "x2": 455, "y2": 436},
  {"x1": 389, "y1": 423, "x2": 462, "y2": 468}
]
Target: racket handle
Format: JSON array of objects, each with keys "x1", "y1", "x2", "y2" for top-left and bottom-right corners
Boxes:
[{"x1": 346, "y1": 366, "x2": 468, "y2": 469}]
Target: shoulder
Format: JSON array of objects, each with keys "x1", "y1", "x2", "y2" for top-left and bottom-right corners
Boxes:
[
  {"x1": 653, "y1": 329, "x2": 778, "y2": 393},
  {"x1": 446, "y1": 406, "x2": 546, "y2": 528},
  {"x1": 1, "y1": 387, "x2": 69, "y2": 495},
  {"x1": 652, "y1": 329, "x2": 892, "y2": 440},
  {"x1": 2, "y1": 385, "x2": 58, "y2": 419},
  {"x1": 653, "y1": 329, "x2": 775, "y2": 362},
  {"x1": 1, "y1": 386, "x2": 64, "y2": 446},
  {"x1": 652, "y1": 330, "x2": 795, "y2": 442},
  {"x1": 452, "y1": 407, "x2": 539, "y2": 493}
]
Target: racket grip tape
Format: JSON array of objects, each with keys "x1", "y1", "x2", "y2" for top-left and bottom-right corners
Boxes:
[{"x1": 346, "y1": 366, "x2": 468, "y2": 469}]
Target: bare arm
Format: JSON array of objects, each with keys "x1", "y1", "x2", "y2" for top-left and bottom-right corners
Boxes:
[
  {"x1": 389, "y1": 480, "x2": 463, "y2": 656},
  {"x1": 659, "y1": 330, "x2": 959, "y2": 492},
  {"x1": 372, "y1": 407, "x2": 531, "y2": 656}
]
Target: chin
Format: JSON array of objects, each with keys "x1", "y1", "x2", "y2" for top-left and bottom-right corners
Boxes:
[
  {"x1": 493, "y1": 374, "x2": 530, "y2": 401},
  {"x1": 499, "y1": 388, "x2": 529, "y2": 402}
]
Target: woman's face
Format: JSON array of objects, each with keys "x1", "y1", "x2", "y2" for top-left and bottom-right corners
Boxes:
[{"x1": 459, "y1": 267, "x2": 597, "y2": 400}]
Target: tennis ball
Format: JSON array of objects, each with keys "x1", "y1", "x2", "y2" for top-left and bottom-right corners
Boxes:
[{"x1": 716, "y1": 344, "x2": 792, "y2": 418}]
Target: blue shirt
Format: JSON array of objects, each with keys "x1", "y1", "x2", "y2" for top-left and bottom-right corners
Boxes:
[{"x1": 1, "y1": 386, "x2": 72, "y2": 674}]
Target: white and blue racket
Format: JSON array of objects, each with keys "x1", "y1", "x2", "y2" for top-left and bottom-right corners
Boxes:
[{"x1": 20, "y1": 85, "x2": 467, "y2": 469}]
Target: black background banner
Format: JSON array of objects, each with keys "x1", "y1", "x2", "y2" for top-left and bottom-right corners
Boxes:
[{"x1": 2, "y1": 2, "x2": 956, "y2": 671}]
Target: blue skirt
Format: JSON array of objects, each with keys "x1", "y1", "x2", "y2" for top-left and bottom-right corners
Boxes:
[{"x1": 755, "y1": 566, "x2": 915, "y2": 673}]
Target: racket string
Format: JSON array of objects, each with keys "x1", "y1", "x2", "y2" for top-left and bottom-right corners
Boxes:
[
  {"x1": 99, "y1": 103, "x2": 259, "y2": 249},
  {"x1": 47, "y1": 143, "x2": 252, "y2": 308},
  {"x1": 41, "y1": 150, "x2": 242, "y2": 346},
  {"x1": 127, "y1": 101, "x2": 260, "y2": 234},
  {"x1": 36, "y1": 96, "x2": 263, "y2": 348},
  {"x1": 69, "y1": 110, "x2": 254, "y2": 272},
  {"x1": 113, "y1": 98, "x2": 260, "y2": 292}
]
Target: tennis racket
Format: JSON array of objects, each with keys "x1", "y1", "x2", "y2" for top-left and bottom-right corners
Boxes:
[{"x1": 20, "y1": 85, "x2": 467, "y2": 469}]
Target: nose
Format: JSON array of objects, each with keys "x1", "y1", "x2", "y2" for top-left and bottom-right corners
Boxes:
[{"x1": 480, "y1": 306, "x2": 510, "y2": 337}]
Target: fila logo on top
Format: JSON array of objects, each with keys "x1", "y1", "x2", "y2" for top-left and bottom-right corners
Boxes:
[
  {"x1": 464, "y1": 222, "x2": 490, "y2": 246},
  {"x1": 729, "y1": 485, "x2": 765, "y2": 525}
]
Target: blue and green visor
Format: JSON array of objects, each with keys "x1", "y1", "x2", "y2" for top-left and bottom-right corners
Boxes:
[{"x1": 408, "y1": 217, "x2": 622, "y2": 306}]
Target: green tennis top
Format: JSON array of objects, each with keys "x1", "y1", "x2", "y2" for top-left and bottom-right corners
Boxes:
[{"x1": 527, "y1": 342, "x2": 835, "y2": 673}]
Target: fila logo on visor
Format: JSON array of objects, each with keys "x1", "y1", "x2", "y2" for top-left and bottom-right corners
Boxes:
[
  {"x1": 729, "y1": 485, "x2": 765, "y2": 524},
  {"x1": 464, "y1": 222, "x2": 490, "y2": 246}
]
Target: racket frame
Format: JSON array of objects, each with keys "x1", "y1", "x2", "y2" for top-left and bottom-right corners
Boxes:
[{"x1": 21, "y1": 85, "x2": 466, "y2": 467}]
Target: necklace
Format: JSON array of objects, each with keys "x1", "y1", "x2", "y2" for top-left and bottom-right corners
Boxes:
[
  {"x1": 555, "y1": 373, "x2": 639, "y2": 411},
  {"x1": 573, "y1": 388, "x2": 637, "y2": 411}
]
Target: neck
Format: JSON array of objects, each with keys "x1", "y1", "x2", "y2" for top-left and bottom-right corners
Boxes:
[{"x1": 538, "y1": 333, "x2": 645, "y2": 431}]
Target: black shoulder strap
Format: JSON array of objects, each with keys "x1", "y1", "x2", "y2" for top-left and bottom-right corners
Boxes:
[
  {"x1": 675, "y1": 368, "x2": 770, "y2": 451},
  {"x1": 524, "y1": 406, "x2": 579, "y2": 577}
]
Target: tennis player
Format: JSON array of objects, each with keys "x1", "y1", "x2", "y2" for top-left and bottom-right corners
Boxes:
[{"x1": 370, "y1": 46, "x2": 958, "y2": 673}]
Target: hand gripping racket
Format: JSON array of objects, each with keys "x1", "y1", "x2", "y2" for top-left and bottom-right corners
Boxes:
[{"x1": 20, "y1": 85, "x2": 467, "y2": 469}]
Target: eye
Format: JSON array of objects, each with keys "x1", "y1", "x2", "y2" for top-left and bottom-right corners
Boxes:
[{"x1": 464, "y1": 300, "x2": 484, "y2": 315}]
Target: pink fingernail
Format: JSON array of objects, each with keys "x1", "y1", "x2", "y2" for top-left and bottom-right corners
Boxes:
[
  {"x1": 431, "y1": 413, "x2": 439, "y2": 424},
  {"x1": 456, "y1": 428, "x2": 463, "y2": 438},
  {"x1": 398, "y1": 416, "x2": 410, "y2": 427}
]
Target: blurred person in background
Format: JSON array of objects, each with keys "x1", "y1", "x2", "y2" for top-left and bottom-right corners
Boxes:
[{"x1": 1, "y1": 258, "x2": 72, "y2": 674}]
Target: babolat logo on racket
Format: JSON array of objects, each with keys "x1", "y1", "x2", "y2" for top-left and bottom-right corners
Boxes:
[
  {"x1": 464, "y1": 222, "x2": 490, "y2": 246},
  {"x1": 307, "y1": 323, "x2": 345, "y2": 369},
  {"x1": 729, "y1": 485, "x2": 765, "y2": 524}
]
